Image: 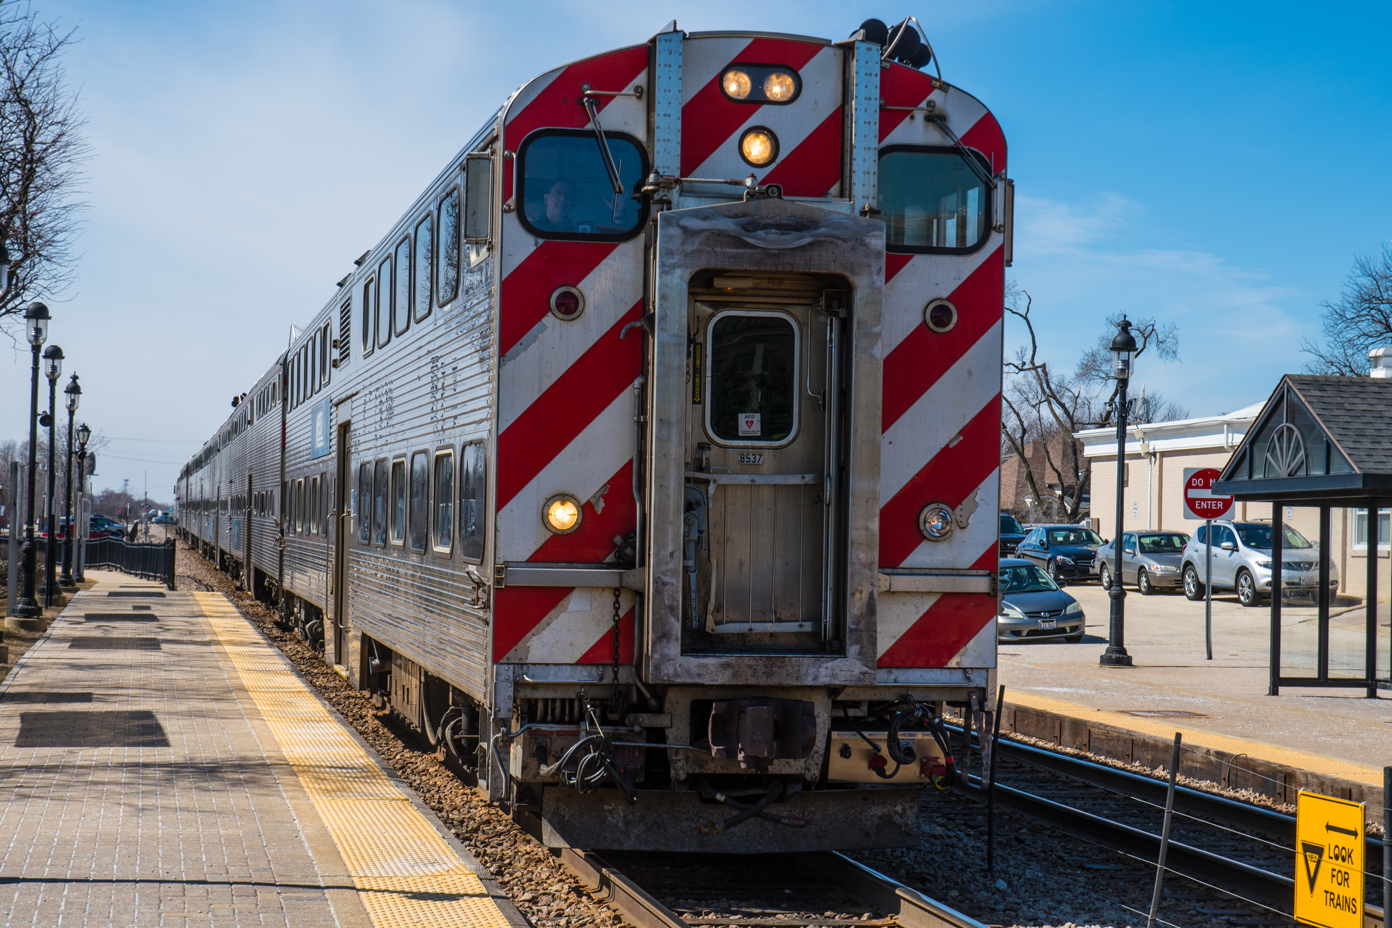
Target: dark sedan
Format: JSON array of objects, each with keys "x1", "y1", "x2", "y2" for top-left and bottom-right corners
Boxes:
[
  {"x1": 1015, "y1": 524, "x2": 1106, "y2": 582},
  {"x1": 997, "y1": 558, "x2": 1085, "y2": 642},
  {"x1": 999, "y1": 512, "x2": 1027, "y2": 557}
]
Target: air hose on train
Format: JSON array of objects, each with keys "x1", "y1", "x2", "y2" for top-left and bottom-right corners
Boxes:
[
  {"x1": 537, "y1": 691, "x2": 638, "y2": 804},
  {"x1": 857, "y1": 698, "x2": 959, "y2": 789}
]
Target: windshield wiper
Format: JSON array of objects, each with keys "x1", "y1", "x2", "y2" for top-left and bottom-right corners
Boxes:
[{"x1": 580, "y1": 86, "x2": 625, "y2": 198}]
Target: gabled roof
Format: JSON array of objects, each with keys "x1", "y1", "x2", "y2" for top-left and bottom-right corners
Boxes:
[{"x1": 1214, "y1": 375, "x2": 1392, "y2": 502}]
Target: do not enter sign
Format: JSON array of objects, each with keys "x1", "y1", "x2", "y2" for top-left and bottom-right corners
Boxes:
[{"x1": 1183, "y1": 467, "x2": 1234, "y2": 521}]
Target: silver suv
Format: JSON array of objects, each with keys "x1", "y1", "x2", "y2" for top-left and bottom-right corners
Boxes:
[{"x1": 1180, "y1": 520, "x2": 1338, "y2": 607}]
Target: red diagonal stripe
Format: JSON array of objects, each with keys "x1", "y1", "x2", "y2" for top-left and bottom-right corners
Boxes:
[
  {"x1": 885, "y1": 253, "x2": 913, "y2": 283},
  {"x1": 528, "y1": 461, "x2": 636, "y2": 564},
  {"x1": 494, "y1": 586, "x2": 570, "y2": 662},
  {"x1": 877, "y1": 592, "x2": 995, "y2": 667},
  {"x1": 882, "y1": 247, "x2": 1002, "y2": 431},
  {"x1": 878, "y1": 65, "x2": 938, "y2": 142},
  {"x1": 577, "y1": 608, "x2": 635, "y2": 664},
  {"x1": 879, "y1": 395, "x2": 1000, "y2": 567},
  {"x1": 496, "y1": 301, "x2": 642, "y2": 510},
  {"x1": 761, "y1": 105, "x2": 843, "y2": 197},
  {"x1": 500, "y1": 241, "x2": 619, "y2": 356},
  {"x1": 680, "y1": 38, "x2": 823, "y2": 175},
  {"x1": 960, "y1": 114, "x2": 1007, "y2": 175}
]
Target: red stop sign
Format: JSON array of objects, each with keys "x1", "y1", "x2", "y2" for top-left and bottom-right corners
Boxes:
[{"x1": 1183, "y1": 467, "x2": 1234, "y2": 520}]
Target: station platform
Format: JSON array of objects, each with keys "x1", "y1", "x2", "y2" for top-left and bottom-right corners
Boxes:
[
  {"x1": 0, "y1": 572, "x2": 521, "y2": 928},
  {"x1": 997, "y1": 583, "x2": 1389, "y2": 805}
]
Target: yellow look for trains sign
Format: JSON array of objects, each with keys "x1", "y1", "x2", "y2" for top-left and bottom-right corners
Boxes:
[{"x1": 1294, "y1": 791, "x2": 1365, "y2": 928}]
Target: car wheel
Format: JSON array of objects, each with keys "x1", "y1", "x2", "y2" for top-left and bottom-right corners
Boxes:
[
  {"x1": 1236, "y1": 569, "x2": 1262, "y2": 607},
  {"x1": 1046, "y1": 559, "x2": 1061, "y2": 582},
  {"x1": 1099, "y1": 564, "x2": 1112, "y2": 590},
  {"x1": 1183, "y1": 565, "x2": 1204, "y2": 601},
  {"x1": 1138, "y1": 569, "x2": 1153, "y2": 596},
  {"x1": 1064, "y1": 634, "x2": 1083, "y2": 643}
]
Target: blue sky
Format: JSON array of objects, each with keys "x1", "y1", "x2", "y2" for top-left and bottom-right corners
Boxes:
[{"x1": 3, "y1": 0, "x2": 1389, "y2": 498}]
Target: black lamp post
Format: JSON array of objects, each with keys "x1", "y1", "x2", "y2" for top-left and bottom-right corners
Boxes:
[
  {"x1": 74, "y1": 422, "x2": 91, "y2": 584},
  {"x1": 1100, "y1": 317, "x2": 1138, "y2": 668},
  {"x1": 40, "y1": 344, "x2": 63, "y2": 604},
  {"x1": 60, "y1": 373, "x2": 80, "y2": 587},
  {"x1": 14, "y1": 301, "x2": 49, "y2": 619}
]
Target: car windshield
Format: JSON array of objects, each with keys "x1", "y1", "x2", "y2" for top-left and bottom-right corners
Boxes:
[
  {"x1": 1047, "y1": 528, "x2": 1103, "y2": 546},
  {"x1": 1138, "y1": 533, "x2": 1187, "y2": 554},
  {"x1": 1000, "y1": 564, "x2": 1058, "y2": 594},
  {"x1": 1234, "y1": 523, "x2": 1313, "y2": 550},
  {"x1": 1000, "y1": 513, "x2": 1024, "y2": 534}
]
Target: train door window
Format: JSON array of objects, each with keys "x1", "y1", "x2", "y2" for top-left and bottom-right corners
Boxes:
[
  {"x1": 389, "y1": 457, "x2": 406, "y2": 546},
  {"x1": 877, "y1": 146, "x2": 991, "y2": 254},
  {"x1": 394, "y1": 237, "x2": 411, "y2": 336},
  {"x1": 705, "y1": 311, "x2": 799, "y2": 445},
  {"x1": 321, "y1": 471, "x2": 330, "y2": 536},
  {"x1": 516, "y1": 129, "x2": 649, "y2": 242},
  {"x1": 437, "y1": 187, "x2": 460, "y2": 307},
  {"x1": 408, "y1": 451, "x2": 428, "y2": 552},
  {"x1": 413, "y1": 214, "x2": 433, "y2": 323},
  {"x1": 377, "y1": 256, "x2": 393, "y2": 349},
  {"x1": 459, "y1": 440, "x2": 486, "y2": 563},
  {"x1": 358, "y1": 462, "x2": 371, "y2": 544},
  {"x1": 432, "y1": 448, "x2": 453, "y2": 554},
  {"x1": 362, "y1": 277, "x2": 376, "y2": 357},
  {"x1": 372, "y1": 458, "x2": 388, "y2": 545},
  {"x1": 308, "y1": 476, "x2": 319, "y2": 535}
]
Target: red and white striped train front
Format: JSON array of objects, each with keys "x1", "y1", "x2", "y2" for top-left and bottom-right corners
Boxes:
[{"x1": 489, "y1": 23, "x2": 1007, "y2": 852}]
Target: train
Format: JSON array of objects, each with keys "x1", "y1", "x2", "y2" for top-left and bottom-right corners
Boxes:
[{"x1": 178, "y1": 17, "x2": 1010, "y2": 853}]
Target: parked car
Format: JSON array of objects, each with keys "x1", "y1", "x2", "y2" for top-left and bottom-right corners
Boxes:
[
  {"x1": 997, "y1": 558, "x2": 1085, "y2": 642},
  {"x1": 1180, "y1": 520, "x2": 1339, "y2": 607},
  {"x1": 1014, "y1": 524, "x2": 1106, "y2": 582},
  {"x1": 153, "y1": 514, "x2": 176, "y2": 525},
  {"x1": 1095, "y1": 530, "x2": 1190, "y2": 595},
  {"x1": 999, "y1": 512, "x2": 1027, "y2": 557}
]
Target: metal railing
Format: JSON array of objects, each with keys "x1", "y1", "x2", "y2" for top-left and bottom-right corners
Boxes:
[{"x1": 84, "y1": 537, "x2": 176, "y2": 590}]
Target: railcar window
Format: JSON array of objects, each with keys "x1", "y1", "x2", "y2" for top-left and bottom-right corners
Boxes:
[
  {"x1": 414, "y1": 215, "x2": 433, "y2": 323},
  {"x1": 321, "y1": 472, "x2": 330, "y2": 536},
  {"x1": 394, "y1": 237, "x2": 411, "y2": 336},
  {"x1": 321, "y1": 323, "x2": 332, "y2": 386},
  {"x1": 362, "y1": 277, "x2": 375, "y2": 357},
  {"x1": 296, "y1": 478, "x2": 305, "y2": 534},
  {"x1": 377, "y1": 257, "x2": 393, "y2": 349},
  {"x1": 517, "y1": 129, "x2": 648, "y2": 242},
  {"x1": 358, "y1": 463, "x2": 371, "y2": 544},
  {"x1": 309, "y1": 334, "x2": 318, "y2": 396},
  {"x1": 373, "y1": 459, "x2": 388, "y2": 546},
  {"x1": 390, "y1": 458, "x2": 406, "y2": 546},
  {"x1": 438, "y1": 188, "x2": 460, "y2": 307},
  {"x1": 706, "y1": 311, "x2": 798, "y2": 445},
  {"x1": 308, "y1": 476, "x2": 319, "y2": 535},
  {"x1": 460, "y1": 441, "x2": 486, "y2": 563},
  {"x1": 432, "y1": 449, "x2": 454, "y2": 553},
  {"x1": 408, "y1": 451, "x2": 428, "y2": 552},
  {"x1": 877, "y1": 146, "x2": 991, "y2": 254}
]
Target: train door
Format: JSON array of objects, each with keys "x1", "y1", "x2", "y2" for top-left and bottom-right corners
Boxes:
[
  {"x1": 682, "y1": 283, "x2": 847, "y2": 652},
  {"x1": 331, "y1": 422, "x2": 351, "y2": 668}
]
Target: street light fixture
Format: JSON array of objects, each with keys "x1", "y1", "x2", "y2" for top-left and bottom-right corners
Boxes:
[
  {"x1": 60, "y1": 373, "x2": 80, "y2": 587},
  {"x1": 14, "y1": 301, "x2": 50, "y2": 618},
  {"x1": 74, "y1": 422, "x2": 91, "y2": 584},
  {"x1": 1100, "y1": 317, "x2": 1138, "y2": 667},
  {"x1": 40, "y1": 344, "x2": 62, "y2": 604}
]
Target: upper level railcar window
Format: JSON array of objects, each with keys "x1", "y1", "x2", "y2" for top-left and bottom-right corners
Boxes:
[
  {"x1": 517, "y1": 130, "x2": 648, "y2": 242},
  {"x1": 437, "y1": 188, "x2": 460, "y2": 307},
  {"x1": 321, "y1": 323, "x2": 332, "y2": 387},
  {"x1": 408, "y1": 451, "x2": 428, "y2": 552},
  {"x1": 877, "y1": 146, "x2": 991, "y2": 254},
  {"x1": 362, "y1": 277, "x2": 375, "y2": 357},
  {"x1": 377, "y1": 257, "x2": 393, "y2": 349},
  {"x1": 460, "y1": 441, "x2": 486, "y2": 563},
  {"x1": 394, "y1": 237, "x2": 411, "y2": 336},
  {"x1": 414, "y1": 215, "x2": 433, "y2": 323}
]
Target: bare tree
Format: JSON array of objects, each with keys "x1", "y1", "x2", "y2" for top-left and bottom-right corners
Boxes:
[
  {"x1": 0, "y1": 3, "x2": 87, "y2": 331},
  {"x1": 1003, "y1": 290, "x2": 1185, "y2": 523},
  {"x1": 1300, "y1": 244, "x2": 1392, "y2": 375}
]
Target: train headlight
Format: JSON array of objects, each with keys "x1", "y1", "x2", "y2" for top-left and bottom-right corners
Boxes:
[
  {"x1": 722, "y1": 69, "x2": 752, "y2": 100},
  {"x1": 919, "y1": 503, "x2": 954, "y2": 541},
  {"x1": 763, "y1": 71, "x2": 796, "y2": 102},
  {"x1": 543, "y1": 495, "x2": 581, "y2": 534},
  {"x1": 739, "y1": 128, "x2": 777, "y2": 167}
]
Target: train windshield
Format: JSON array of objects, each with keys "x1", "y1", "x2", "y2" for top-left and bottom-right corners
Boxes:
[
  {"x1": 518, "y1": 130, "x2": 647, "y2": 241},
  {"x1": 877, "y1": 147, "x2": 990, "y2": 253}
]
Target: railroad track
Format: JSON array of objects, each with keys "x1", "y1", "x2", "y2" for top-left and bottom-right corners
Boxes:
[
  {"x1": 958, "y1": 731, "x2": 1386, "y2": 926},
  {"x1": 555, "y1": 847, "x2": 989, "y2": 928}
]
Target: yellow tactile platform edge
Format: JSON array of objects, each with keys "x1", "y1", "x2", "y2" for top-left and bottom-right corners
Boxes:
[
  {"x1": 193, "y1": 592, "x2": 510, "y2": 928},
  {"x1": 1007, "y1": 690, "x2": 1386, "y2": 787}
]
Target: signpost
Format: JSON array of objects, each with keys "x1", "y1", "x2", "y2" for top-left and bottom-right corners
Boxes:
[
  {"x1": 1183, "y1": 467, "x2": 1234, "y2": 661},
  {"x1": 1295, "y1": 791, "x2": 1365, "y2": 928}
]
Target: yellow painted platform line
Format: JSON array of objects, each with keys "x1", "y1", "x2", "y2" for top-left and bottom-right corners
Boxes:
[
  {"x1": 193, "y1": 592, "x2": 511, "y2": 928},
  {"x1": 1007, "y1": 690, "x2": 1385, "y2": 788}
]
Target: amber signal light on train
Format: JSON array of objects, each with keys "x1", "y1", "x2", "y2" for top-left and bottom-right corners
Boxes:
[
  {"x1": 544, "y1": 495, "x2": 582, "y2": 534},
  {"x1": 720, "y1": 66, "x2": 801, "y2": 104},
  {"x1": 740, "y1": 128, "x2": 778, "y2": 167}
]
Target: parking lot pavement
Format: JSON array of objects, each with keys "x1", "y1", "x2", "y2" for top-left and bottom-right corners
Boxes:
[{"x1": 996, "y1": 579, "x2": 1392, "y2": 772}]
